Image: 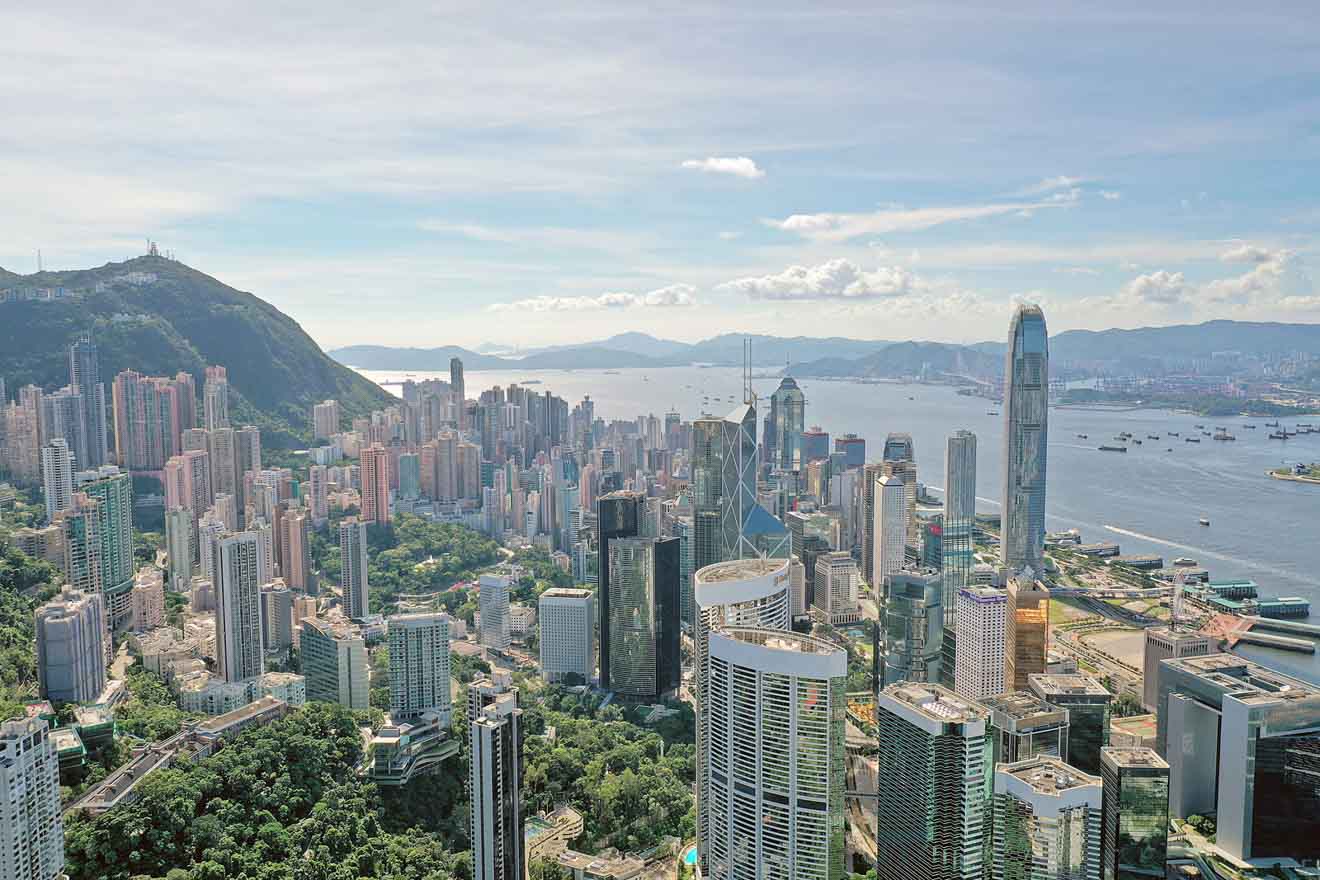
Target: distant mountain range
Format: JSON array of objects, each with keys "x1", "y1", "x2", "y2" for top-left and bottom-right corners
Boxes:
[
  {"x1": 0, "y1": 256, "x2": 392, "y2": 446},
  {"x1": 331, "y1": 320, "x2": 1320, "y2": 380}
]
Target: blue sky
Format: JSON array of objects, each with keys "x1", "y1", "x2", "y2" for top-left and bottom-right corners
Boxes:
[{"x1": 4, "y1": 1, "x2": 1319, "y2": 348}]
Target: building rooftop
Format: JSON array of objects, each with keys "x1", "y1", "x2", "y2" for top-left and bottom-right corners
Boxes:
[
  {"x1": 1028, "y1": 673, "x2": 1111, "y2": 698},
  {"x1": 1166, "y1": 653, "x2": 1320, "y2": 704},
  {"x1": 541, "y1": 588, "x2": 594, "y2": 599},
  {"x1": 960, "y1": 586, "x2": 1007, "y2": 602},
  {"x1": 722, "y1": 626, "x2": 841, "y2": 657},
  {"x1": 1110, "y1": 713, "x2": 1158, "y2": 738},
  {"x1": 1001, "y1": 756, "x2": 1102, "y2": 794},
  {"x1": 885, "y1": 682, "x2": 988, "y2": 723},
  {"x1": 982, "y1": 691, "x2": 1068, "y2": 726},
  {"x1": 195, "y1": 696, "x2": 287, "y2": 736},
  {"x1": 1101, "y1": 746, "x2": 1168, "y2": 770},
  {"x1": 695, "y1": 557, "x2": 787, "y2": 584}
]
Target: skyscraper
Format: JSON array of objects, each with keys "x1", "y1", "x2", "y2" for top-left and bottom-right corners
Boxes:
[
  {"x1": 983, "y1": 691, "x2": 1070, "y2": 767},
  {"x1": 954, "y1": 586, "x2": 1007, "y2": 700},
  {"x1": 1140, "y1": 626, "x2": 1212, "y2": 713},
  {"x1": 56, "y1": 493, "x2": 102, "y2": 597},
  {"x1": 478, "y1": 572, "x2": 512, "y2": 653},
  {"x1": 700, "y1": 627, "x2": 847, "y2": 880},
  {"x1": 207, "y1": 427, "x2": 239, "y2": 501},
  {"x1": 1099, "y1": 747, "x2": 1169, "y2": 880},
  {"x1": 40, "y1": 439, "x2": 75, "y2": 520},
  {"x1": 388, "y1": 612, "x2": 452, "y2": 724},
  {"x1": 879, "y1": 567, "x2": 943, "y2": 686},
  {"x1": 35, "y1": 587, "x2": 107, "y2": 703},
  {"x1": 312, "y1": 399, "x2": 340, "y2": 441},
  {"x1": 992, "y1": 757, "x2": 1102, "y2": 880},
  {"x1": 360, "y1": 443, "x2": 391, "y2": 524},
  {"x1": 1028, "y1": 674, "x2": 1112, "y2": 776},
  {"x1": 1001, "y1": 304, "x2": 1049, "y2": 574},
  {"x1": 281, "y1": 509, "x2": 312, "y2": 592},
  {"x1": 301, "y1": 617, "x2": 370, "y2": 709},
  {"x1": 339, "y1": 518, "x2": 370, "y2": 620},
  {"x1": 860, "y1": 462, "x2": 884, "y2": 589},
  {"x1": 0, "y1": 717, "x2": 64, "y2": 880},
  {"x1": 164, "y1": 506, "x2": 194, "y2": 586},
  {"x1": 307, "y1": 464, "x2": 329, "y2": 524},
  {"x1": 450, "y1": 357, "x2": 466, "y2": 431},
  {"x1": 941, "y1": 430, "x2": 977, "y2": 685},
  {"x1": 76, "y1": 466, "x2": 134, "y2": 628},
  {"x1": 203, "y1": 365, "x2": 229, "y2": 430},
  {"x1": 70, "y1": 332, "x2": 108, "y2": 468},
  {"x1": 1006, "y1": 574, "x2": 1050, "y2": 691},
  {"x1": 215, "y1": 531, "x2": 265, "y2": 683},
  {"x1": 766, "y1": 376, "x2": 806, "y2": 470},
  {"x1": 469, "y1": 673, "x2": 522, "y2": 880},
  {"x1": 882, "y1": 432, "x2": 917, "y2": 541},
  {"x1": 605, "y1": 536, "x2": 680, "y2": 699},
  {"x1": 597, "y1": 490, "x2": 641, "y2": 688},
  {"x1": 538, "y1": 588, "x2": 595, "y2": 684},
  {"x1": 874, "y1": 682, "x2": 991, "y2": 880},
  {"x1": 40, "y1": 386, "x2": 88, "y2": 472},
  {"x1": 812, "y1": 551, "x2": 860, "y2": 625},
  {"x1": 873, "y1": 472, "x2": 906, "y2": 586}
]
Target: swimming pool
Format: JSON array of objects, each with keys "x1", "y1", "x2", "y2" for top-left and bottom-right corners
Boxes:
[{"x1": 683, "y1": 846, "x2": 698, "y2": 866}]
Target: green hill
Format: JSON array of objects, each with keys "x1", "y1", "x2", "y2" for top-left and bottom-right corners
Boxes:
[{"x1": 0, "y1": 255, "x2": 392, "y2": 447}]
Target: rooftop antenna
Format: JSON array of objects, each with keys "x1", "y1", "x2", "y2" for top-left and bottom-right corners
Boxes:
[{"x1": 37, "y1": 249, "x2": 42, "y2": 272}]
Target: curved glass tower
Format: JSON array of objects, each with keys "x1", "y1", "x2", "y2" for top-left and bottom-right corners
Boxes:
[
  {"x1": 1001, "y1": 305, "x2": 1049, "y2": 575},
  {"x1": 768, "y1": 377, "x2": 806, "y2": 471}
]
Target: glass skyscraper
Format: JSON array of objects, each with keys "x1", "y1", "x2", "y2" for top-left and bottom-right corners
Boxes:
[
  {"x1": 1100, "y1": 747, "x2": 1169, "y2": 880},
  {"x1": 941, "y1": 430, "x2": 977, "y2": 686},
  {"x1": 766, "y1": 376, "x2": 806, "y2": 471},
  {"x1": 1001, "y1": 304, "x2": 1048, "y2": 575},
  {"x1": 879, "y1": 567, "x2": 943, "y2": 687}
]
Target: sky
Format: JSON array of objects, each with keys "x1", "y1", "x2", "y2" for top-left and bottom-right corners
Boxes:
[{"x1": 4, "y1": 1, "x2": 1320, "y2": 349}]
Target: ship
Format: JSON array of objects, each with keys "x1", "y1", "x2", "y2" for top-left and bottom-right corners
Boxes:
[
  {"x1": 1076, "y1": 433, "x2": 1089, "y2": 439},
  {"x1": 1199, "y1": 517, "x2": 1210, "y2": 526},
  {"x1": 1266, "y1": 421, "x2": 1280, "y2": 427},
  {"x1": 1270, "y1": 431, "x2": 1288, "y2": 439},
  {"x1": 1168, "y1": 431, "x2": 1180, "y2": 437},
  {"x1": 1098, "y1": 445, "x2": 1128, "y2": 453},
  {"x1": 1133, "y1": 439, "x2": 1143, "y2": 445},
  {"x1": 1213, "y1": 432, "x2": 1235, "y2": 441},
  {"x1": 1173, "y1": 556, "x2": 1197, "y2": 566},
  {"x1": 1147, "y1": 434, "x2": 1160, "y2": 439},
  {"x1": 1185, "y1": 437, "x2": 1201, "y2": 443}
]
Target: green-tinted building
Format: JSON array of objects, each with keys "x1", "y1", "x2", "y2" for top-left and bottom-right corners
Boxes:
[
  {"x1": 1100, "y1": 747, "x2": 1168, "y2": 880},
  {"x1": 1029, "y1": 673, "x2": 1111, "y2": 776},
  {"x1": 76, "y1": 466, "x2": 135, "y2": 628}
]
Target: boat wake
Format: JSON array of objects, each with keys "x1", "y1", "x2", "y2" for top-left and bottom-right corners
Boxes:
[{"x1": 1102, "y1": 525, "x2": 1303, "y2": 583}]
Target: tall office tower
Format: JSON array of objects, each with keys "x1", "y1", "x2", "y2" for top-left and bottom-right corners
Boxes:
[
  {"x1": 35, "y1": 587, "x2": 107, "y2": 703},
  {"x1": 41, "y1": 438, "x2": 75, "y2": 520},
  {"x1": 941, "y1": 430, "x2": 977, "y2": 685},
  {"x1": 992, "y1": 757, "x2": 1102, "y2": 880},
  {"x1": 215, "y1": 531, "x2": 264, "y2": 683},
  {"x1": 596, "y1": 490, "x2": 641, "y2": 687},
  {"x1": 164, "y1": 449, "x2": 213, "y2": 515},
  {"x1": 307, "y1": 464, "x2": 329, "y2": 524},
  {"x1": 478, "y1": 572, "x2": 512, "y2": 653},
  {"x1": 70, "y1": 332, "x2": 108, "y2": 468},
  {"x1": 1140, "y1": 626, "x2": 1212, "y2": 713},
  {"x1": 56, "y1": 494, "x2": 102, "y2": 596},
  {"x1": 953, "y1": 587, "x2": 1007, "y2": 699},
  {"x1": 312, "y1": 399, "x2": 341, "y2": 441},
  {"x1": 812, "y1": 550, "x2": 860, "y2": 625},
  {"x1": 1002, "y1": 304, "x2": 1049, "y2": 574},
  {"x1": 207, "y1": 427, "x2": 239, "y2": 502},
  {"x1": 873, "y1": 472, "x2": 906, "y2": 586},
  {"x1": 984, "y1": 691, "x2": 1070, "y2": 769},
  {"x1": 701, "y1": 628, "x2": 847, "y2": 880},
  {"x1": 76, "y1": 466, "x2": 134, "y2": 628},
  {"x1": 1100, "y1": 747, "x2": 1168, "y2": 880},
  {"x1": 449, "y1": 357, "x2": 466, "y2": 430},
  {"x1": 41, "y1": 386, "x2": 88, "y2": 473},
  {"x1": 879, "y1": 567, "x2": 943, "y2": 686},
  {"x1": 1006, "y1": 574, "x2": 1050, "y2": 691},
  {"x1": 397, "y1": 452, "x2": 421, "y2": 501},
  {"x1": 164, "y1": 506, "x2": 194, "y2": 586},
  {"x1": 281, "y1": 509, "x2": 312, "y2": 592},
  {"x1": 260, "y1": 581, "x2": 294, "y2": 653},
  {"x1": 301, "y1": 617, "x2": 370, "y2": 709},
  {"x1": 538, "y1": 588, "x2": 595, "y2": 684},
  {"x1": 834, "y1": 433, "x2": 865, "y2": 468},
  {"x1": 388, "y1": 612, "x2": 452, "y2": 723},
  {"x1": 881, "y1": 432, "x2": 917, "y2": 538},
  {"x1": 469, "y1": 678, "x2": 523, "y2": 880},
  {"x1": 1028, "y1": 674, "x2": 1112, "y2": 776},
  {"x1": 360, "y1": 443, "x2": 391, "y2": 523},
  {"x1": 605, "y1": 536, "x2": 680, "y2": 699},
  {"x1": 0, "y1": 717, "x2": 64, "y2": 880},
  {"x1": 766, "y1": 376, "x2": 806, "y2": 470},
  {"x1": 690, "y1": 417, "x2": 724, "y2": 575},
  {"x1": 1157, "y1": 655, "x2": 1320, "y2": 861},
  {"x1": 801, "y1": 425, "x2": 830, "y2": 463},
  {"x1": 859, "y1": 462, "x2": 884, "y2": 587},
  {"x1": 339, "y1": 518, "x2": 370, "y2": 620},
  {"x1": 203, "y1": 365, "x2": 229, "y2": 430},
  {"x1": 874, "y1": 682, "x2": 991, "y2": 880}
]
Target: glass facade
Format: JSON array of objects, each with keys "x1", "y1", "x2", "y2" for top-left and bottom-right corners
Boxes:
[
  {"x1": 880, "y1": 569, "x2": 943, "y2": 686},
  {"x1": 1001, "y1": 304, "x2": 1049, "y2": 575},
  {"x1": 1100, "y1": 749, "x2": 1169, "y2": 880}
]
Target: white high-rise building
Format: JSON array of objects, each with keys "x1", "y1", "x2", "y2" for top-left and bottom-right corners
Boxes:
[
  {"x1": 40, "y1": 438, "x2": 75, "y2": 520},
  {"x1": 812, "y1": 551, "x2": 860, "y2": 625},
  {"x1": 478, "y1": 572, "x2": 512, "y2": 653},
  {"x1": 701, "y1": 627, "x2": 847, "y2": 880},
  {"x1": 388, "y1": 612, "x2": 452, "y2": 724},
  {"x1": 873, "y1": 472, "x2": 906, "y2": 587},
  {"x1": 164, "y1": 506, "x2": 194, "y2": 588},
  {"x1": 537, "y1": 588, "x2": 595, "y2": 684},
  {"x1": 215, "y1": 531, "x2": 265, "y2": 683},
  {"x1": 955, "y1": 586, "x2": 1007, "y2": 701},
  {"x1": 469, "y1": 674, "x2": 523, "y2": 880},
  {"x1": 339, "y1": 518, "x2": 370, "y2": 620},
  {"x1": 35, "y1": 587, "x2": 107, "y2": 703},
  {"x1": 203, "y1": 365, "x2": 229, "y2": 430},
  {"x1": 0, "y1": 717, "x2": 64, "y2": 880},
  {"x1": 992, "y1": 757, "x2": 1102, "y2": 880}
]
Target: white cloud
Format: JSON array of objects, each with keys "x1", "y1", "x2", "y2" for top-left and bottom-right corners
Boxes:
[
  {"x1": 680, "y1": 156, "x2": 765, "y2": 179},
  {"x1": 717, "y1": 258, "x2": 921, "y2": 300},
  {"x1": 1219, "y1": 242, "x2": 1279, "y2": 264},
  {"x1": 1015, "y1": 175, "x2": 1090, "y2": 196},
  {"x1": 488, "y1": 283, "x2": 696, "y2": 312},
  {"x1": 765, "y1": 201, "x2": 1063, "y2": 243},
  {"x1": 1121, "y1": 270, "x2": 1189, "y2": 305}
]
